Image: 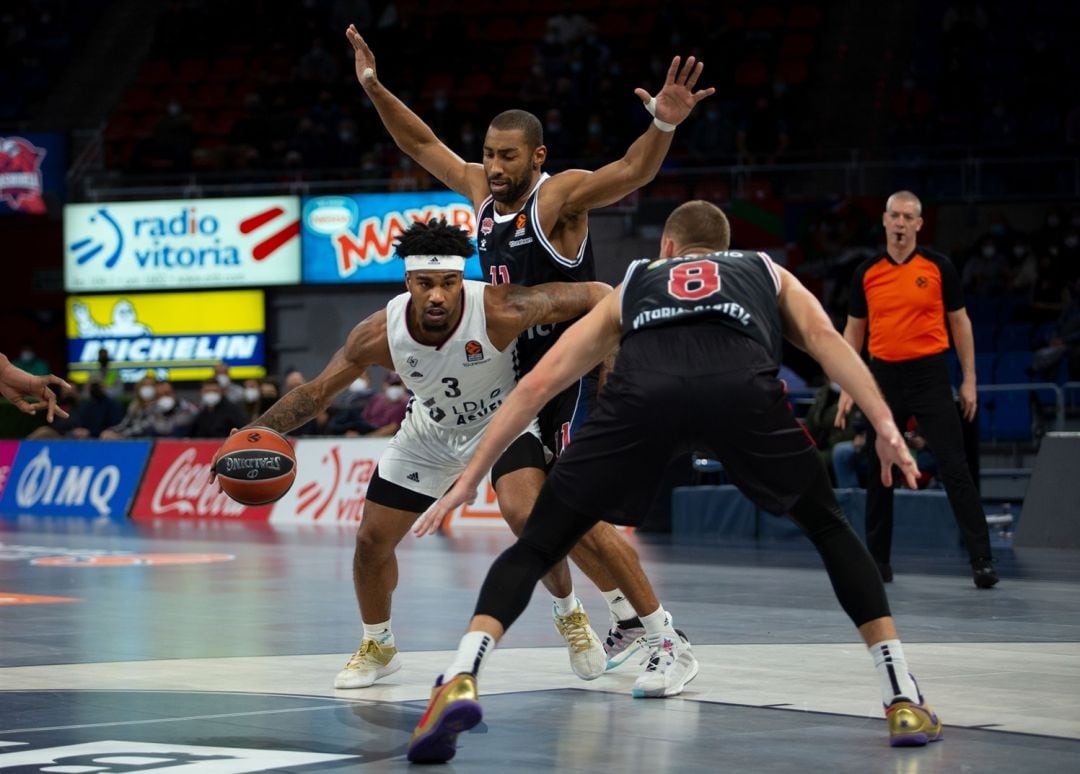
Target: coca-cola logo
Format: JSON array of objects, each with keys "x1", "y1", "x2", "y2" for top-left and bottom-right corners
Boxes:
[{"x1": 152, "y1": 447, "x2": 250, "y2": 517}]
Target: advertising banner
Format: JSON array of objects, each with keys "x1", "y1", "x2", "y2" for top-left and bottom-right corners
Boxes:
[
  {"x1": 130, "y1": 440, "x2": 274, "y2": 522},
  {"x1": 65, "y1": 289, "x2": 266, "y2": 383},
  {"x1": 301, "y1": 191, "x2": 482, "y2": 284},
  {"x1": 269, "y1": 437, "x2": 389, "y2": 525},
  {"x1": 64, "y1": 196, "x2": 300, "y2": 291},
  {"x1": 441, "y1": 474, "x2": 510, "y2": 533},
  {"x1": 0, "y1": 441, "x2": 152, "y2": 521},
  {"x1": 0, "y1": 133, "x2": 66, "y2": 216},
  {"x1": 0, "y1": 441, "x2": 19, "y2": 500}
]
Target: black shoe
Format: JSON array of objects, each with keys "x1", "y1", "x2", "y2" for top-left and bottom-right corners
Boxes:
[
  {"x1": 972, "y1": 557, "x2": 999, "y2": 589},
  {"x1": 877, "y1": 562, "x2": 893, "y2": 583}
]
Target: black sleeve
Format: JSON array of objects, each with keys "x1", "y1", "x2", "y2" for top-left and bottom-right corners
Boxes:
[{"x1": 848, "y1": 259, "x2": 871, "y2": 318}]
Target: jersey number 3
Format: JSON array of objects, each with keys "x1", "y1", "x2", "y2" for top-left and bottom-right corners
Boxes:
[{"x1": 668, "y1": 260, "x2": 721, "y2": 301}]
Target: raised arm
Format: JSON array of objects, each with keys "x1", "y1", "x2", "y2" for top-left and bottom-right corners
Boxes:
[
  {"x1": 776, "y1": 267, "x2": 916, "y2": 489},
  {"x1": 346, "y1": 25, "x2": 488, "y2": 207},
  {"x1": 252, "y1": 310, "x2": 394, "y2": 435},
  {"x1": 414, "y1": 291, "x2": 622, "y2": 535},
  {"x1": 538, "y1": 55, "x2": 715, "y2": 220},
  {"x1": 484, "y1": 281, "x2": 612, "y2": 349}
]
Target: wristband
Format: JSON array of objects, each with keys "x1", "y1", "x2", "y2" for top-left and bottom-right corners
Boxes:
[{"x1": 645, "y1": 97, "x2": 676, "y2": 132}]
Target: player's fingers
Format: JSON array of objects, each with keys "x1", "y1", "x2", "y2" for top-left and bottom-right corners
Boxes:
[
  {"x1": 678, "y1": 56, "x2": 698, "y2": 86},
  {"x1": 880, "y1": 461, "x2": 893, "y2": 488},
  {"x1": 692, "y1": 87, "x2": 716, "y2": 104},
  {"x1": 665, "y1": 55, "x2": 681, "y2": 84},
  {"x1": 634, "y1": 87, "x2": 652, "y2": 104}
]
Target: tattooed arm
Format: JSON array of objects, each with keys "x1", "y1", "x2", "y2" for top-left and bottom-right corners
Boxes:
[
  {"x1": 484, "y1": 281, "x2": 612, "y2": 350},
  {"x1": 251, "y1": 310, "x2": 394, "y2": 434}
]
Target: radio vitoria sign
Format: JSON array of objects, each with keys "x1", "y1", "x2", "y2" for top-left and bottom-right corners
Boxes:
[{"x1": 63, "y1": 196, "x2": 301, "y2": 291}]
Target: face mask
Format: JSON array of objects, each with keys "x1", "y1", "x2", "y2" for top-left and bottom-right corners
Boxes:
[
  {"x1": 138, "y1": 385, "x2": 157, "y2": 402},
  {"x1": 1066, "y1": 235, "x2": 1080, "y2": 249},
  {"x1": 216, "y1": 374, "x2": 230, "y2": 387},
  {"x1": 1048, "y1": 216, "x2": 1061, "y2": 228},
  {"x1": 1014, "y1": 245, "x2": 1027, "y2": 258},
  {"x1": 348, "y1": 378, "x2": 369, "y2": 393},
  {"x1": 982, "y1": 245, "x2": 995, "y2": 258},
  {"x1": 385, "y1": 385, "x2": 406, "y2": 402},
  {"x1": 990, "y1": 224, "x2": 1005, "y2": 236},
  {"x1": 202, "y1": 391, "x2": 222, "y2": 407},
  {"x1": 19, "y1": 350, "x2": 33, "y2": 361},
  {"x1": 243, "y1": 386, "x2": 261, "y2": 403},
  {"x1": 157, "y1": 396, "x2": 176, "y2": 412}
]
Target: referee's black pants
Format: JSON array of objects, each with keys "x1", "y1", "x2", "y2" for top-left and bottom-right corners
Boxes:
[{"x1": 865, "y1": 352, "x2": 993, "y2": 564}]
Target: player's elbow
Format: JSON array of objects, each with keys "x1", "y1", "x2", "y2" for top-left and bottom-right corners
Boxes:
[{"x1": 804, "y1": 323, "x2": 845, "y2": 359}]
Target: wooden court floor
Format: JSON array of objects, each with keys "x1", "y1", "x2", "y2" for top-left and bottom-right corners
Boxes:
[{"x1": 2, "y1": 517, "x2": 1078, "y2": 772}]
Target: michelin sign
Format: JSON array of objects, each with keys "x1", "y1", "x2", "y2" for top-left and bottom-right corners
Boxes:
[
  {"x1": 66, "y1": 290, "x2": 266, "y2": 383},
  {"x1": 64, "y1": 196, "x2": 300, "y2": 291}
]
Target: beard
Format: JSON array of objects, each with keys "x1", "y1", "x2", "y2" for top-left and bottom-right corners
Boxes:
[{"x1": 490, "y1": 174, "x2": 531, "y2": 204}]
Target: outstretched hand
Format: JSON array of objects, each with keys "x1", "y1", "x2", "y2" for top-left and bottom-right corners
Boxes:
[
  {"x1": 874, "y1": 426, "x2": 920, "y2": 489},
  {"x1": 345, "y1": 24, "x2": 378, "y2": 86},
  {"x1": 412, "y1": 477, "x2": 479, "y2": 537},
  {"x1": 0, "y1": 374, "x2": 73, "y2": 423},
  {"x1": 635, "y1": 55, "x2": 716, "y2": 128}
]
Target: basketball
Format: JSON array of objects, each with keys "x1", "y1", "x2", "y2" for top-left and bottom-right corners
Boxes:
[{"x1": 214, "y1": 427, "x2": 297, "y2": 505}]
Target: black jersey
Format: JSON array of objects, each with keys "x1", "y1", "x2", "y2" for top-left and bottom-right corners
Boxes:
[
  {"x1": 476, "y1": 173, "x2": 596, "y2": 373},
  {"x1": 620, "y1": 250, "x2": 784, "y2": 368}
]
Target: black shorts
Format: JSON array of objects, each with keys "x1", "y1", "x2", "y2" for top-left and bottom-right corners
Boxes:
[
  {"x1": 537, "y1": 370, "x2": 599, "y2": 461},
  {"x1": 546, "y1": 326, "x2": 819, "y2": 525}
]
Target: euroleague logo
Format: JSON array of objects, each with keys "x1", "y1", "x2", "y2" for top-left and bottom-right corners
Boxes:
[
  {"x1": 915, "y1": 276, "x2": 928, "y2": 288},
  {"x1": 465, "y1": 339, "x2": 485, "y2": 363}
]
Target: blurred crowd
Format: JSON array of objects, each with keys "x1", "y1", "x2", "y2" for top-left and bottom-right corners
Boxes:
[{"x1": 25, "y1": 360, "x2": 411, "y2": 442}]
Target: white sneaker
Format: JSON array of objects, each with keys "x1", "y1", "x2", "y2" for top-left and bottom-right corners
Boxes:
[
  {"x1": 631, "y1": 632, "x2": 699, "y2": 698},
  {"x1": 604, "y1": 616, "x2": 647, "y2": 670},
  {"x1": 553, "y1": 601, "x2": 606, "y2": 680},
  {"x1": 334, "y1": 638, "x2": 402, "y2": 689}
]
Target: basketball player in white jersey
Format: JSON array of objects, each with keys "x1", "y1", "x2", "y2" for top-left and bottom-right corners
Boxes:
[
  {"x1": 345, "y1": 24, "x2": 714, "y2": 665},
  {"x1": 236, "y1": 219, "x2": 666, "y2": 689}
]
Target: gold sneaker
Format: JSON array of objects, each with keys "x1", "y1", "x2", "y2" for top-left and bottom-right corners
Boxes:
[
  {"x1": 407, "y1": 673, "x2": 483, "y2": 763},
  {"x1": 333, "y1": 638, "x2": 401, "y2": 689},
  {"x1": 887, "y1": 700, "x2": 944, "y2": 746},
  {"x1": 553, "y1": 601, "x2": 606, "y2": 680}
]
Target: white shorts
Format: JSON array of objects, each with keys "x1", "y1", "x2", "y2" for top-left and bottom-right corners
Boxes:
[{"x1": 377, "y1": 410, "x2": 543, "y2": 499}]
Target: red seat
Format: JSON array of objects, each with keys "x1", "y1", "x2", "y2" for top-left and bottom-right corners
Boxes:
[
  {"x1": 781, "y1": 33, "x2": 815, "y2": 58},
  {"x1": 735, "y1": 60, "x2": 769, "y2": 87},
  {"x1": 210, "y1": 57, "x2": 247, "y2": 82},
  {"x1": 788, "y1": 5, "x2": 823, "y2": 28},
  {"x1": 458, "y1": 73, "x2": 493, "y2": 98},
  {"x1": 176, "y1": 58, "x2": 209, "y2": 82},
  {"x1": 746, "y1": 7, "x2": 785, "y2": 28},
  {"x1": 138, "y1": 60, "x2": 173, "y2": 84},
  {"x1": 420, "y1": 73, "x2": 454, "y2": 99},
  {"x1": 694, "y1": 178, "x2": 731, "y2": 203},
  {"x1": 776, "y1": 58, "x2": 809, "y2": 84}
]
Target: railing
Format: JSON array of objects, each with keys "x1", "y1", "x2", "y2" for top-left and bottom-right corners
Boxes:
[{"x1": 71, "y1": 153, "x2": 1080, "y2": 204}]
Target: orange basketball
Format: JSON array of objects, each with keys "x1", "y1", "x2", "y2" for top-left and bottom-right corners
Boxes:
[{"x1": 213, "y1": 427, "x2": 297, "y2": 505}]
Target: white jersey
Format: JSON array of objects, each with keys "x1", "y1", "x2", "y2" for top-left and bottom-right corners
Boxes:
[{"x1": 386, "y1": 279, "x2": 519, "y2": 431}]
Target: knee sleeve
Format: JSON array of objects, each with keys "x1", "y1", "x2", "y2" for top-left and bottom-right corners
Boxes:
[{"x1": 789, "y1": 472, "x2": 891, "y2": 626}]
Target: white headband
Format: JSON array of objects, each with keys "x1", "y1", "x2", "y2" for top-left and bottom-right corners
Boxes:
[{"x1": 404, "y1": 254, "x2": 466, "y2": 272}]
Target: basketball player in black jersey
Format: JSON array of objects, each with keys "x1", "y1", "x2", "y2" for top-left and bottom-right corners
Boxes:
[
  {"x1": 405, "y1": 201, "x2": 942, "y2": 763},
  {"x1": 346, "y1": 25, "x2": 715, "y2": 662}
]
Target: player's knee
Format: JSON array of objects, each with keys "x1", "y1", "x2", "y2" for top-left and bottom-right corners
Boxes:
[
  {"x1": 499, "y1": 505, "x2": 530, "y2": 536},
  {"x1": 354, "y1": 526, "x2": 395, "y2": 561}
]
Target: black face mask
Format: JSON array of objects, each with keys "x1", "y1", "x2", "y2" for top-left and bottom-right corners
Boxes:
[{"x1": 89, "y1": 385, "x2": 105, "y2": 400}]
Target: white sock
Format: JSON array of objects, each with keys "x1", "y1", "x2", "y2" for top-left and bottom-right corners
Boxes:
[
  {"x1": 639, "y1": 606, "x2": 676, "y2": 647},
  {"x1": 602, "y1": 588, "x2": 637, "y2": 621},
  {"x1": 869, "y1": 639, "x2": 920, "y2": 705},
  {"x1": 445, "y1": 631, "x2": 496, "y2": 679},
  {"x1": 363, "y1": 619, "x2": 394, "y2": 647},
  {"x1": 552, "y1": 590, "x2": 578, "y2": 617}
]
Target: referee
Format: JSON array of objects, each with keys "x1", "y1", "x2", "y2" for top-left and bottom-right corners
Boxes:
[{"x1": 836, "y1": 190, "x2": 998, "y2": 589}]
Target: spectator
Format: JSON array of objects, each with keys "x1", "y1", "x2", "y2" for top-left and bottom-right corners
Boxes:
[
  {"x1": 241, "y1": 378, "x2": 263, "y2": 423},
  {"x1": 736, "y1": 96, "x2": 790, "y2": 165},
  {"x1": 71, "y1": 376, "x2": 125, "y2": 439},
  {"x1": 327, "y1": 374, "x2": 377, "y2": 436},
  {"x1": 280, "y1": 370, "x2": 320, "y2": 436},
  {"x1": 146, "y1": 381, "x2": 197, "y2": 438},
  {"x1": 13, "y1": 343, "x2": 49, "y2": 376},
  {"x1": 687, "y1": 104, "x2": 736, "y2": 162},
  {"x1": 100, "y1": 376, "x2": 159, "y2": 439},
  {"x1": 804, "y1": 382, "x2": 865, "y2": 486},
  {"x1": 213, "y1": 361, "x2": 244, "y2": 404},
  {"x1": 962, "y1": 237, "x2": 1008, "y2": 296},
  {"x1": 361, "y1": 372, "x2": 409, "y2": 436},
  {"x1": 189, "y1": 379, "x2": 248, "y2": 438},
  {"x1": 93, "y1": 347, "x2": 122, "y2": 398},
  {"x1": 283, "y1": 369, "x2": 306, "y2": 394}
]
